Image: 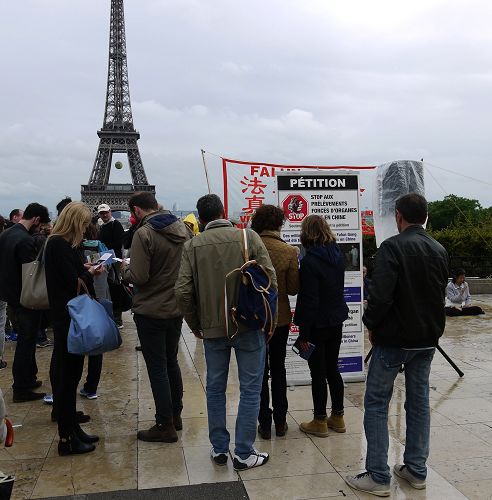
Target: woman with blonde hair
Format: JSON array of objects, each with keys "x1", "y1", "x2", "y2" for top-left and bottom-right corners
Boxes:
[
  {"x1": 294, "y1": 215, "x2": 349, "y2": 437},
  {"x1": 45, "y1": 202, "x2": 103, "y2": 455}
]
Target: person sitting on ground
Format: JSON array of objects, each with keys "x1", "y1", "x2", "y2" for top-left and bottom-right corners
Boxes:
[{"x1": 445, "y1": 269, "x2": 485, "y2": 316}]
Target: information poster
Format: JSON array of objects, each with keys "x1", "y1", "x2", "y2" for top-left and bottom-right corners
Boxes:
[
  {"x1": 277, "y1": 172, "x2": 365, "y2": 384},
  {"x1": 221, "y1": 157, "x2": 375, "y2": 226}
]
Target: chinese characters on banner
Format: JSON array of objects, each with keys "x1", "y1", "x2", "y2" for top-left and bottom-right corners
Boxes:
[
  {"x1": 277, "y1": 172, "x2": 365, "y2": 383},
  {"x1": 222, "y1": 158, "x2": 375, "y2": 228}
]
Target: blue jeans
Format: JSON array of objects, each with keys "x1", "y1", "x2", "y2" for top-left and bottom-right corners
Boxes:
[
  {"x1": 364, "y1": 346, "x2": 435, "y2": 484},
  {"x1": 204, "y1": 330, "x2": 266, "y2": 459}
]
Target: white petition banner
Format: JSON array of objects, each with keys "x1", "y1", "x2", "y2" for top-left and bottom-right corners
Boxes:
[{"x1": 277, "y1": 172, "x2": 365, "y2": 384}]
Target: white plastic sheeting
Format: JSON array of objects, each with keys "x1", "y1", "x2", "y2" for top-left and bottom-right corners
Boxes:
[{"x1": 373, "y1": 160, "x2": 425, "y2": 246}]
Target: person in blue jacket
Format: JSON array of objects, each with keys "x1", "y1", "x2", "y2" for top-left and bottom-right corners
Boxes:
[{"x1": 294, "y1": 215, "x2": 349, "y2": 437}]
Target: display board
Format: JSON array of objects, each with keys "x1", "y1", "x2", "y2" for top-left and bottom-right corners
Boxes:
[
  {"x1": 221, "y1": 157, "x2": 375, "y2": 226},
  {"x1": 277, "y1": 172, "x2": 365, "y2": 384}
]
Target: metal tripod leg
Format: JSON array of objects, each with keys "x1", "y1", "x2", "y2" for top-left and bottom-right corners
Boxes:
[
  {"x1": 364, "y1": 345, "x2": 464, "y2": 377},
  {"x1": 436, "y1": 345, "x2": 464, "y2": 377}
]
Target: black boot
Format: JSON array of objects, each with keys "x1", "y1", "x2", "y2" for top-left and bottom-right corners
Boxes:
[
  {"x1": 58, "y1": 433, "x2": 96, "y2": 456},
  {"x1": 52, "y1": 410, "x2": 90, "y2": 424},
  {"x1": 74, "y1": 423, "x2": 99, "y2": 443}
]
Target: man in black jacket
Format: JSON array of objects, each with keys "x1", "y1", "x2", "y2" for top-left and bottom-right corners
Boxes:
[
  {"x1": 97, "y1": 204, "x2": 124, "y2": 259},
  {"x1": 97, "y1": 204, "x2": 125, "y2": 326},
  {"x1": 346, "y1": 194, "x2": 448, "y2": 497},
  {"x1": 0, "y1": 203, "x2": 50, "y2": 402}
]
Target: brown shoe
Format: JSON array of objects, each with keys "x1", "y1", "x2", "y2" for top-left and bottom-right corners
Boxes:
[
  {"x1": 326, "y1": 413, "x2": 346, "y2": 433},
  {"x1": 173, "y1": 415, "x2": 183, "y2": 431},
  {"x1": 137, "y1": 422, "x2": 178, "y2": 443},
  {"x1": 299, "y1": 417, "x2": 329, "y2": 437},
  {"x1": 275, "y1": 422, "x2": 288, "y2": 437}
]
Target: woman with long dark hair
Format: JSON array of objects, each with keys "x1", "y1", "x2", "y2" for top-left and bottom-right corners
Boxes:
[
  {"x1": 294, "y1": 215, "x2": 349, "y2": 437},
  {"x1": 45, "y1": 202, "x2": 104, "y2": 455}
]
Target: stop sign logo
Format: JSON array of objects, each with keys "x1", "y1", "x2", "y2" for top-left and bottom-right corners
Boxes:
[{"x1": 282, "y1": 194, "x2": 308, "y2": 223}]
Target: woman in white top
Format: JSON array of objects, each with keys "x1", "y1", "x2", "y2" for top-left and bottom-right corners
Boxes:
[{"x1": 445, "y1": 268, "x2": 485, "y2": 316}]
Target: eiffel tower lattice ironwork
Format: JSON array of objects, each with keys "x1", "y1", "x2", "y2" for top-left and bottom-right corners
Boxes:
[{"x1": 81, "y1": 0, "x2": 155, "y2": 212}]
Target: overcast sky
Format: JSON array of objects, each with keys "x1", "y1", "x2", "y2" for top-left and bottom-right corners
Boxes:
[{"x1": 1, "y1": 0, "x2": 491, "y2": 215}]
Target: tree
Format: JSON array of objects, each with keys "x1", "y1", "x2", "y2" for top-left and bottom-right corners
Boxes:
[{"x1": 427, "y1": 195, "x2": 483, "y2": 230}]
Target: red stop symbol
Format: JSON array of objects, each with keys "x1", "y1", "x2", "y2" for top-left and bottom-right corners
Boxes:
[{"x1": 282, "y1": 194, "x2": 308, "y2": 223}]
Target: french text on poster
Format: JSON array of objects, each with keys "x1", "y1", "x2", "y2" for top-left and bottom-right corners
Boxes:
[{"x1": 278, "y1": 175, "x2": 360, "y2": 231}]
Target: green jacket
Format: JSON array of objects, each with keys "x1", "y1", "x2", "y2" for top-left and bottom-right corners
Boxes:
[
  {"x1": 175, "y1": 220, "x2": 277, "y2": 339},
  {"x1": 123, "y1": 211, "x2": 191, "y2": 320}
]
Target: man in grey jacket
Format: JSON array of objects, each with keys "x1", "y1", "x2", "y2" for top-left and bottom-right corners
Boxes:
[
  {"x1": 175, "y1": 194, "x2": 277, "y2": 470},
  {"x1": 123, "y1": 192, "x2": 191, "y2": 443}
]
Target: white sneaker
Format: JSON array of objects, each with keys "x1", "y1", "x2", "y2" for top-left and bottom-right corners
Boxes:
[
  {"x1": 393, "y1": 464, "x2": 426, "y2": 489},
  {"x1": 233, "y1": 449, "x2": 269, "y2": 471},
  {"x1": 345, "y1": 472, "x2": 391, "y2": 497},
  {"x1": 210, "y1": 448, "x2": 228, "y2": 466},
  {"x1": 79, "y1": 388, "x2": 98, "y2": 400}
]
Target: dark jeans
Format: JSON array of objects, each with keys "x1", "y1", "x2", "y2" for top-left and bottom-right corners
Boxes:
[
  {"x1": 83, "y1": 355, "x2": 103, "y2": 394},
  {"x1": 50, "y1": 317, "x2": 84, "y2": 437},
  {"x1": 12, "y1": 305, "x2": 41, "y2": 393},
  {"x1": 445, "y1": 306, "x2": 484, "y2": 316},
  {"x1": 6, "y1": 304, "x2": 18, "y2": 332},
  {"x1": 113, "y1": 308, "x2": 123, "y2": 326},
  {"x1": 258, "y1": 325, "x2": 289, "y2": 428},
  {"x1": 134, "y1": 314, "x2": 183, "y2": 424},
  {"x1": 307, "y1": 325, "x2": 344, "y2": 416}
]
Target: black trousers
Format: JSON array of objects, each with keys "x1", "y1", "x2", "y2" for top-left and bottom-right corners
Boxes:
[
  {"x1": 258, "y1": 325, "x2": 289, "y2": 428},
  {"x1": 50, "y1": 317, "x2": 84, "y2": 438},
  {"x1": 83, "y1": 354, "x2": 103, "y2": 394},
  {"x1": 6, "y1": 304, "x2": 18, "y2": 332},
  {"x1": 445, "y1": 306, "x2": 485, "y2": 316},
  {"x1": 12, "y1": 306, "x2": 41, "y2": 393},
  {"x1": 134, "y1": 314, "x2": 183, "y2": 424},
  {"x1": 307, "y1": 325, "x2": 344, "y2": 416}
]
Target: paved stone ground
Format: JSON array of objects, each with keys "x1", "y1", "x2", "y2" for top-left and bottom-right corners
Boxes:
[{"x1": 1, "y1": 296, "x2": 491, "y2": 499}]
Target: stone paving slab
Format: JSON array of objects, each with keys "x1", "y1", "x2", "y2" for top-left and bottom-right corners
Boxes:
[{"x1": 1, "y1": 296, "x2": 492, "y2": 499}]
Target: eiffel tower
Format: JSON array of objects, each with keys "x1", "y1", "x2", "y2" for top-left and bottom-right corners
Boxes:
[{"x1": 81, "y1": 0, "x2": 155, "y2": 212}]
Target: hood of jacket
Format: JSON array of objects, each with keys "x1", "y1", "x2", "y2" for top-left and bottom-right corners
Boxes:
[
  {"x1": 306, "y1": 242, "x2": 342, "y2": 267},
  {"x1": 143, "y1": 211, "x2": 190, "y2": 243}
]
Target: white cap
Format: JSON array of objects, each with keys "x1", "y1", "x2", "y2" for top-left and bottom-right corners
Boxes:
[{"x1": 97, "y1": 204, "x2": 111, "y2": 213}]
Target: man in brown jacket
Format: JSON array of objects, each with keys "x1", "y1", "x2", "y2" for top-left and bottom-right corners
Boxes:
[
  {"x1": 123, "y1": 192, "x2": 191, "y2": 443},
  {"x1": 251, "y1": 204, "x2": 299, "y2": 440}
]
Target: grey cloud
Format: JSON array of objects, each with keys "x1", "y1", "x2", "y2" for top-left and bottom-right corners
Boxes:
[{"x1": 1, "y1": 0, "x2": 491, "y2": 215}]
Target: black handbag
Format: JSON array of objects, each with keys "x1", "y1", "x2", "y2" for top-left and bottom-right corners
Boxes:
[
  {"x1": 108, "y1": 264, "x2": 133, "y2": 312},
  {"x1": 108, "y1": 280, "x2": 133, "y2": 312}
]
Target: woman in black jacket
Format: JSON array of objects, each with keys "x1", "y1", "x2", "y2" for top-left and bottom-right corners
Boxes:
[
  {"x1": 294, "y1": 215, "x2": 349, "y2": 437},
  {"x1": 45, "y1": 202, "x2": 104, "y2": 455}
]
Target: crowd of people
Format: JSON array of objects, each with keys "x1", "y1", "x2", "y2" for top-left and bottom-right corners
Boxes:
[{"x1": 0, "y1": 191, "x2": 480, "y2": 496}]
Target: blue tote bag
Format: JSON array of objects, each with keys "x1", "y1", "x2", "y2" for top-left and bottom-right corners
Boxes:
[{"x1": 67, "y1": 279, "x2": 122, "y2": 356}]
